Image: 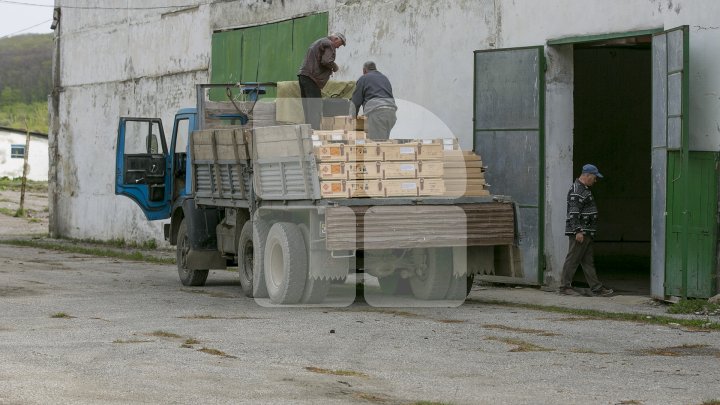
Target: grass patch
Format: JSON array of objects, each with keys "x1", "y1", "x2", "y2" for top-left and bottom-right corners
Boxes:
[
  {"x1": 305, "y1": 366, "x2": 369, "y2": 378},
  {"x1": 482, "y1": 323, "x2": 560, "y2": 336},
  {"x1": 412, "y1": 402, "x2": 455, "y2": 405},
  {"x1": 0, "y1": 177, "x2": 48, "y2": 192},
  {"x1": 468, "y1": 298, "x2": 720, "y2": 331},
  {"x1": 0, "y1": 239, "x2": 174, "y2": 264},
  {"x1": 198, "y1": 347, "x2": 236, "y2": 358},
  {"x1": 485, "y1": 336, "x2": 553, "y2": 352},
  {"x1": 701, "y1": 400, "x2": 720, "y2": 405},
  {"x1": 638, "y1": 344, "x2": 720, "y2": 357},
  {"x1": 147, "y1": 330, "x2": 182, "y2": 339},
  {"x1": 668, "y1": 299, "x2": 720, "y2": 315},
  {"x1": 112, "y1": 339, "x2": 152, "y2": 344},
  {"x1": 50, "y1": 312, "x2": 74, "y2": 319}
]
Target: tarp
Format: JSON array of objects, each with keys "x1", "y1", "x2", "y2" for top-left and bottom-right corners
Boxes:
[{"x1": 276, "y1": 80, "x2": 356, "y2": 124}]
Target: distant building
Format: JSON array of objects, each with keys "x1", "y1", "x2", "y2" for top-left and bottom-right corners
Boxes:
[{"x1": 0, "y1": 126, "x2": 48, "y2": 181}]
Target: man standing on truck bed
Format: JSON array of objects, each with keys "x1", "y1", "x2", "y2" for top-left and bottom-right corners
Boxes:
[
  {"x1": 351, "y1": 61, "x2": 397, "y2": 141},
  {"x1": 298, "y1": 32, "x2": 346, "y2": 129}
]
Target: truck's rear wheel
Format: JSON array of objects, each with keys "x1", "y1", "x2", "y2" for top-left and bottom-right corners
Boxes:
[
  {"x1": 298, "y1": 224, "x2": 330, "y2": 304},
  {"x1": 252, "y1": 217, "x2": 271, "y2": 298},
  {"x1": 409, "y1": 248, "x2": 452, "y2": 300},
  {"x1": 446, "y1": 274, "x2": 475, "y2": 300},
  {"x1": 237, "y1": 221, "x2": 254, "y2": 297},
  {"x1": 264, "y1": 222, "x2": 308, "y2": 304},
  {"x1": 176, "y1": 219, "x2": 209, "y2": 286}
]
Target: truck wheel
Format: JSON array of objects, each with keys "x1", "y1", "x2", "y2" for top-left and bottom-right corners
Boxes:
[
  {"x1": 252, "y1": 217, "x2": 271, "y2": 298},
  {"x1": 298, "y1": 224, "x2": 330, "y2": 304},
  {"x1": 176, "y1": 219, "x2": 209, "y2": 286},
  {"x1": 264, "y1": 222, "x2": 308, "y2": 304},
  {"x1": 446, "y1": 274, "x2": 475, "y2": 300},
  {"x1": 409, "y1": 248, "x2": 452, "y2": 300},
  {"x1": 237, "y1": 221, "x2": 254, "y2": 297}
]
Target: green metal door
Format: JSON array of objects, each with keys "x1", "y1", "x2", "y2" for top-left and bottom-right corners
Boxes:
[
  {"x1": 665, "y1": 152, "x2": 718, "y2": 298},
  {"x1": 210, "y1": 13, "x2": 329, "y2": 99}
]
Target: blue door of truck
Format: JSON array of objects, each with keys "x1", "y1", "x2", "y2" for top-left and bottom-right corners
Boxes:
[{"x1": 115, "y1": 117, "x2": 172, "y2": 220}]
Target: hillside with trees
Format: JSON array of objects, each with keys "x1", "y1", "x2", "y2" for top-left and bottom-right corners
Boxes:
[{"x1": 0, "y1": 33, "x2": 53, "y2": 133}]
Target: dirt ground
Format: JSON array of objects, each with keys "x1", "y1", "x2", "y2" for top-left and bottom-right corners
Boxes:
[{"x1": 0, "y1": 189, "x2": 49, "y2": 236}]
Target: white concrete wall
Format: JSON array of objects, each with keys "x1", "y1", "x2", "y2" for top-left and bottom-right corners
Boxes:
[
  {"x1": 0, "y1": 131, "x2": 49, "y2": 181},
  {"x1": 53, "y1": 0, "x2": 720, "y2": 277}
]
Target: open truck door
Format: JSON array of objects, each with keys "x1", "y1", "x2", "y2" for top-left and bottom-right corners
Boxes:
[{"x1": 115, "y1": 117, "x2": 172, "y2": 220}]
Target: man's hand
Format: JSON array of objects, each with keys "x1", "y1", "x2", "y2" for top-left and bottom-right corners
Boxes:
[{"x1": 575, "y1": 232, "x2": 584, "y2": 243}]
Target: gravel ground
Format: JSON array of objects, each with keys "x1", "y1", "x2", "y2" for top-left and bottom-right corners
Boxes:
[{"x1": 1, "y1": 244, "x2": 719, "y2": 405}]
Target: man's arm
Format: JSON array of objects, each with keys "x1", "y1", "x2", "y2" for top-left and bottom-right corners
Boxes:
[
  {"x1": 320, "y1": 44, "x2": 338, "y2": 71},
  {"x1": 350, "y1": 77, "x2": 365, "y2": 117}
]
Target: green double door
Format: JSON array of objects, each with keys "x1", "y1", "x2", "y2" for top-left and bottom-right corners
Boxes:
[{"x1": 654, "y1": 26, "x2": 718, "y2": 298}]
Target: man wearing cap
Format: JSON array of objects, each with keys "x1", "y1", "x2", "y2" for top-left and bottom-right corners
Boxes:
[
  {"x1": 559, "y1": 164, "x2": 614, "y2": 297},
  {"x1": 297, "y1": 33, "x2": 346, "y2": 129},
  {"x1": 351, "y1": 61, "x2": 397, "y2": 141}
]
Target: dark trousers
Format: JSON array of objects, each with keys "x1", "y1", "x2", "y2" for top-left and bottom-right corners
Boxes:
[
  {"x1": 367, "y1": 108, "x2": 397, "y2": 141},
  {"x1": 298, "y1": 75, "x2": 322, "y2": 130},
  {"x1": 560, "y1": 236, "x2": 602, "y2": 291}
]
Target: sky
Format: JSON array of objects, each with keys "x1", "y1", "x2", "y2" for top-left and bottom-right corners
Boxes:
[{"x1": 0, "y1": 0, "x2": 56, "y2": 39}]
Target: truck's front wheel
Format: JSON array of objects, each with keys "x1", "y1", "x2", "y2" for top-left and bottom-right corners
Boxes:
[
  {"x1": 176, "y1": 219, "x2": 209, "y2": 286},
  {"x1": 264, "y1": 222, "x2": 307, "y2": 304}
]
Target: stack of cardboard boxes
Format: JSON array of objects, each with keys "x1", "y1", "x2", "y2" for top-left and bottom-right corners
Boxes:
[{"x1": 313, "y1": 116, "x2": 489, "y2": 198}]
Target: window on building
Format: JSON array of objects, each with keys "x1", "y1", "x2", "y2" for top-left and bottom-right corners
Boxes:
[{"x1": 10, "y1": 144, "x2": 25, "y2": 159}]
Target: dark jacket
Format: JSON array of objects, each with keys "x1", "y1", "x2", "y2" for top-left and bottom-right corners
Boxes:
[
  {"x1": 298, "y1": 37, "x2": 338, "y2": 89},
  {"x1": 564, "y1": 179, "x2": 599, "y2": 236},
  {"x1": 351, "y1": 70, "x2": 397, "y2": 115}
]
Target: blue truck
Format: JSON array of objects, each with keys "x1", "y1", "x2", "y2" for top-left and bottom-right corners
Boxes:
[{"x1": 115, "y1": 83, "x2": 518, "y2": 305}]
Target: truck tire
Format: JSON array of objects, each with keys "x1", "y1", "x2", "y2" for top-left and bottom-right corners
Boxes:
[
  {"x1": 176, "y1": 219, "x2": 209, "y2": 286},
  {"x1": 298, "y1": 224, "x2": 330, "y2": 304},
  {"x1": 446, "y1": 274, "x2": 475, "y2": 300},
  {"x1": 237, "y1": 221, "x2": 254, "y2": 297},
  {"x1": 409, "y1": 248, "x2": 452, "y2": 300},
  {"x1": 264, "y1": 222, "x2": 308, "y2": 304},
  {"x1": 252, "y1": 217, "x2": 271, "y2": 298}
]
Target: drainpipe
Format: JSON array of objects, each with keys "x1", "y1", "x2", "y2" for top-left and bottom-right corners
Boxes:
[{"x1": 48, "y1": 6, "x2": 61, "y2": 238}]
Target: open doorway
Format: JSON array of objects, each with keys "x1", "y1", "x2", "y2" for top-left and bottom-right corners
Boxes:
[{"x1": 572, "y1": 35, "x2": 652, "y2": 295}]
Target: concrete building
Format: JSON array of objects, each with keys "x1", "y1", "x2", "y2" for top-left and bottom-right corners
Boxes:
[
  {"x1": 0, "y1": 126, "x2": 48, "y2": 181},
  {"x1": 50, "y1": 0, "x2": 720, "y2": 299}
]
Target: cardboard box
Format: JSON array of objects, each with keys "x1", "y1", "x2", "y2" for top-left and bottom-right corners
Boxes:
[
  {"x1": 320, "y1": 117, "x2": 335, "y2": 130},
  {"x1": 380, "y1": 161, "x2": 444, "y2": 179},
  {"x1": 320, "y1": 179, "x2": 384, "y2": 198}
]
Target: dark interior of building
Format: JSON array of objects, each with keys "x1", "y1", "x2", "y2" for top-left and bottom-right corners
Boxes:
[{"x1": 572, "y1": 36, "x2": 652, "y2": 295}]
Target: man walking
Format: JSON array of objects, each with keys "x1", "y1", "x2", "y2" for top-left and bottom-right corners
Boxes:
[
  {"x1": 559, "y1": 164, "x2": 614, "y2": 297},
  {"x1": 297, "y1": 33, "x2": 346, "y2": 129},
  {"x1": 351, "y1": 61, "x2": 397, "y2": 141}
]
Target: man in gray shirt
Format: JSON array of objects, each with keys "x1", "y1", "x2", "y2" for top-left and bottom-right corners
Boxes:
[
  {"x1": 298, "y1": 33, "x2": 346, "y2": 129},
  {"x1": 351, "y1": 61, "x2": 397, "y2": 140}
]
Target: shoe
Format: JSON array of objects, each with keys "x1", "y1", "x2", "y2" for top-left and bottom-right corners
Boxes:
[
  {"x1": 592, "y1": 287, "x2": 614, "y2": 297},
  {"x1": 559, "y1": 287, "x2": 582, "y2": 296}
]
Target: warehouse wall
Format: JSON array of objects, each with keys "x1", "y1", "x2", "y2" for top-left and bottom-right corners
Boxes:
[{"x1": 51, "y1": 0, "x2": 720, "y2": 283}]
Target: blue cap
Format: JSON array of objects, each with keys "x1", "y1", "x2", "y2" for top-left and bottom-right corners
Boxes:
[{"x1": 582, "y1": 164, "x2": 603, "y2": 178}]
